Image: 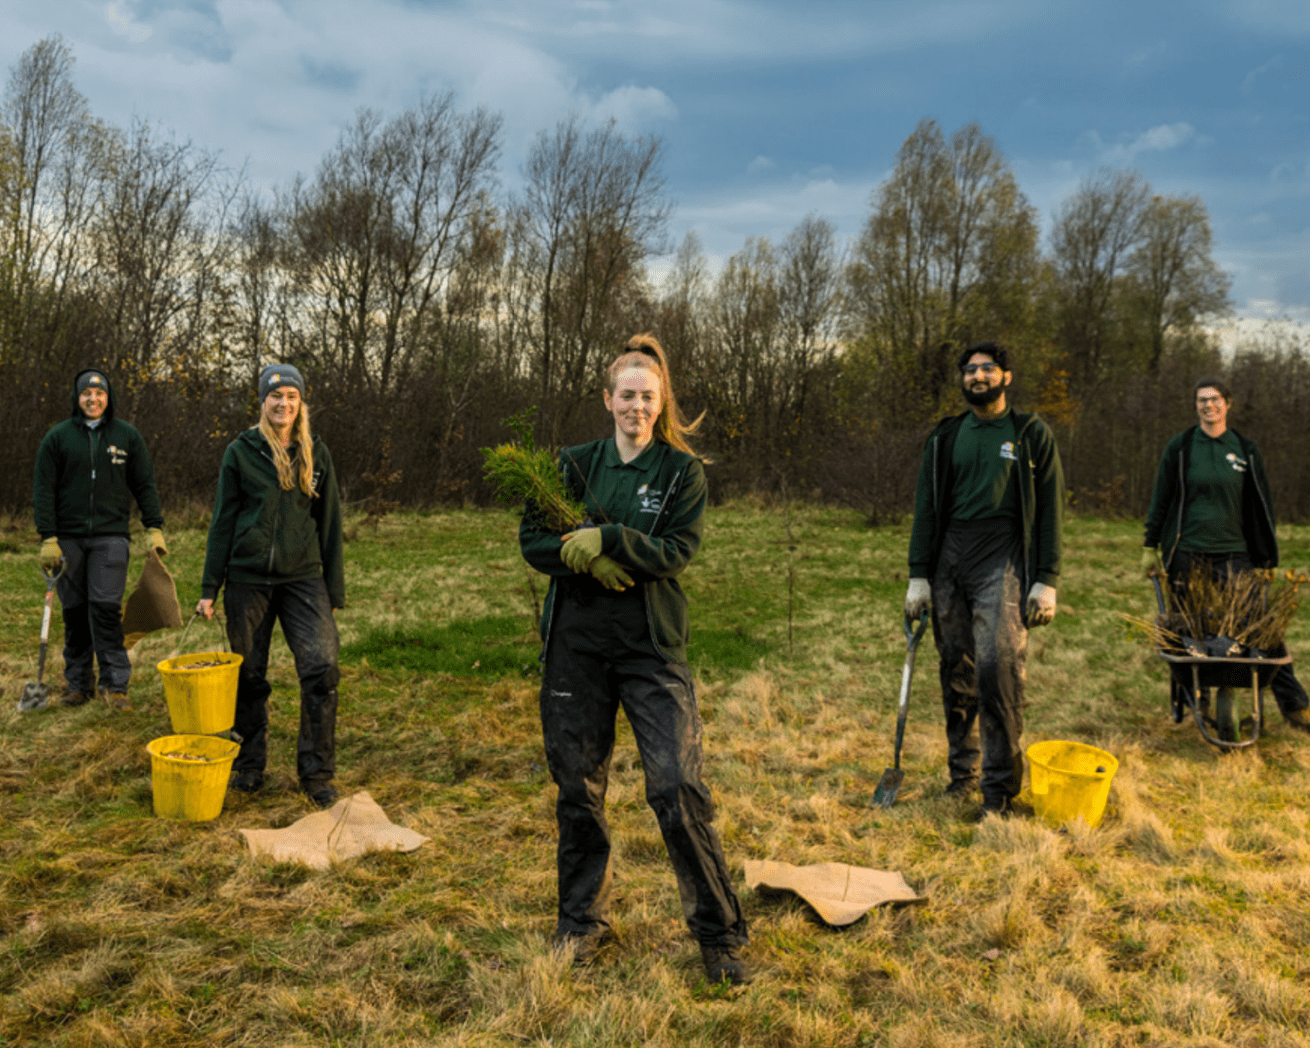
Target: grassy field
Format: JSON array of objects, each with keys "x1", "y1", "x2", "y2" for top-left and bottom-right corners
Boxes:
[{"x1": 2, "y1": 505, "x2": 1310, "y2": 1047}]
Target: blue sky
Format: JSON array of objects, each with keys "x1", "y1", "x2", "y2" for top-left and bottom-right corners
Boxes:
[{"x1": 2, "y1": 0, "x2": 1307, "y2": 322}]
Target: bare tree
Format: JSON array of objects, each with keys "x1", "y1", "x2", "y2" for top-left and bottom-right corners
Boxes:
[
  {"x1": 0, "y1": 35, "x2": 107, "y2": 356},
  {"x1": 846, "y1": 119, "x2": 1038, "y2": 415},
  {"x1": 286, "y1": 94, "x2": 502, "y2": 393},
  {"x1": 91, "y1": 118, "x2": 232, "y2": 384},
  {"x1": 513, "y1": 116, "x2": 669, "y2": 439},
  {"x1": 1126, "y1": 194, "x2": 1231, "y2": 372},
  {"x1": 1050, "y1": 168, "x2": 1150, "y2": 388},
  {"x1": 776, "y1": 215, "x2": 842, "y2": 426}
]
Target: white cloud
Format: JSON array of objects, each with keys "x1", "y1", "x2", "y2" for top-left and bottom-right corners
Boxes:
[
  {"x1": 1242, "y1": 55, "x2": 1283, "y2": 93},
  {"x1": 671, "y1": 173, "x2": 875, "y2": 269},
  {"x1": 1090, "y1": 122, "x2": 1198, "y2": 164},
  {"x1": 456, "y1": 0, "x2": 1050, "y2": 62},
  {"x1": 588, "y1": 84, "x2": 678, "y2": 129},
  {"x1": 747, "y1": 156, "x2": 775, "y2": 173},
  {"x1": 105, "y1": 2, "x2": 151, "y2": 43}
]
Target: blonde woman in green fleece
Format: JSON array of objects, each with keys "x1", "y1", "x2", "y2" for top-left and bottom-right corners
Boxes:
[
  {"x1": 518, "y1": 334, "x2": 749, "y2": 986},
  {"x1": 197, "y1": 364, "x2": 344, "y2": 809}
]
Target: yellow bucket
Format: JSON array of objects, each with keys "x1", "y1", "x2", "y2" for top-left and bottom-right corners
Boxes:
[
  {"x1": 157, "y1": 652, "x2": 242, "y2": 734},
  {"x1": 1026, "y1": 740, "x2": 1118, "y2": 829},
  {"x1": 148, "y1": 734, "x2": 240, "y2": 821}
]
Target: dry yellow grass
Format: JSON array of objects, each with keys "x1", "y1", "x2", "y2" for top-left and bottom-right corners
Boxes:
[{"x1": 1, "y1": 508, "x2": 1309, "y2": 1046}]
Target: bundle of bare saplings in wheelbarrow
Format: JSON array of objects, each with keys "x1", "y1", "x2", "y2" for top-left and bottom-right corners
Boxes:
[{"x1": 1124, "y1": 564, "x2": 1308, "y2": 750}]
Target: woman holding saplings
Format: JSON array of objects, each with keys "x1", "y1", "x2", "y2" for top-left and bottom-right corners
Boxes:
[
  {"x1": 196, "y1": 364, "x2": 345, "y2": 808},
  {"x1": 517, "y1": 334, "x2": 750, "y2": 985},
  {"x1": 1143, "y1": 376, "x2": 1310, "y2": 738}
]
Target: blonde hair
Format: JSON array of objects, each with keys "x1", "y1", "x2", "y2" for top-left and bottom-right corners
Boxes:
[
  {"x1": 607, "y1": 333, "x2": 704, "y2": 456},
  {"x1": 258, "y1": 400, "x2": 316, "y2": 496}
]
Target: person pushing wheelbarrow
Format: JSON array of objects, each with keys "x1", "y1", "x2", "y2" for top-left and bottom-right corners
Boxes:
[{"x1": 1142, "y1": 376, "x2": 1310, "y2": 740}]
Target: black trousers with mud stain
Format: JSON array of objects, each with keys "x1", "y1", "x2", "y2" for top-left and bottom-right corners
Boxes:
[
  {"x1": 931, "y1": 520, "x2": 1028, "y2": 806},
  {"x1": 223, "y1": 578, "x2": 340, "y2": 788},
  {"x1": 56, "y1": 535, "x2": 132, "y2": 693},
  {"x1": 539, "y1": 581, "x2": 747, "y2": 949},
  {"x1": 1167, "y1": 550, "x2": 1309, "y2": 718}
]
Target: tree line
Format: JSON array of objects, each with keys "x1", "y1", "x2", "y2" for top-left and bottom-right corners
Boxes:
[{"x1": 4, "y1": 36, "x2": 1308, "y2": 525}]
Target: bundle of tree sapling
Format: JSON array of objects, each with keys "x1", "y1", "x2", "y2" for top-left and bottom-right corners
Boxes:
[
  {"x1": 482, "y1": 412, "x2": 588, "y2": 533},
  {"x1": 1124, "y1": 564, "x2": 1308, "y2": 658}
]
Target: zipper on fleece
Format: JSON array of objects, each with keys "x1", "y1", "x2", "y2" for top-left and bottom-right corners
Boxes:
[
  {"x1": 87, "y1": 428, "x2": 100, "y2": 532},
  {"x1": 641, "y1": 459, "x2": 688, "y2": 660},
  {"x1": 261, "y1": 445, "x2": 282, "y2": 573}
]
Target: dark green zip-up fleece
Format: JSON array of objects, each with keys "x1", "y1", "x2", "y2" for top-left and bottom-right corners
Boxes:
[
  {"x1": 1143, "y1": 425, "x2": 1278, "y2": 571},
  {"x1": 519, "y1": 438, "x2": 706, "y2": 664},
  {"x1": 200, "y1": 428, "x2": 345, "y2": 608},
  {"x1": 33, "y1": 370, "x2": 163, "y2": 539},
  {"x1": 908, "y1": 409, "x2": 1064, "y2": 592}
]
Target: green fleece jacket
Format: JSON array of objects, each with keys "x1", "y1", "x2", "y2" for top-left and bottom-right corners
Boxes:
[
  {"x1": 908, "y1": 408, "x2": 1064, "y2": 591},
  {"x1": 200, "y1": 428, "x2": 345, "y2": 608},
  {"x1": 519, "y1": 438, "x2": 706, "y2": 664},
  {"x1": 1143, "y1": 425, "x2": 1278, "y2": 570},
  {"x1": 33, "y1": 370, "x2": 163, "y2": 539}
]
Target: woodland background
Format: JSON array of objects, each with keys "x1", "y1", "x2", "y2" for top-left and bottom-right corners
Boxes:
[{"x1": 4, "y1": 36, "x2": 1308, "y2": 523}]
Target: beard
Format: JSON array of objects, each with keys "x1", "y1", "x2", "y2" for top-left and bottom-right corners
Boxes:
[{"x1": 962, "y1": 380, "x2": 1005, "y2": 407}]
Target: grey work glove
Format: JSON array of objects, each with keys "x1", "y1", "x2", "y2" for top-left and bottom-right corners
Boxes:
[
  {"x1": 904, "y1": 577, "x2": 931, "y2": 619},
  {"x1": 589, "y1": 554, "x2": 633, "y2": 591},
  {"x1": 1026, "y1": 582, "x2": 1057, "y2": 627}
]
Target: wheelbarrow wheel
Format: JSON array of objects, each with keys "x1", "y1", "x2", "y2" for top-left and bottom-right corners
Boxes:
[{"x1": 1214, "y1": 687, "x2": 1237, "y2": 743}]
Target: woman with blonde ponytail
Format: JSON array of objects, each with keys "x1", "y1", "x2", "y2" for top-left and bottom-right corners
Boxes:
[
  {"x1": 197, "y1": 364, "x2": 345, "y2": 808},
  {"x1": 518, "y1": 333, "x2": 750, "y2": 985}
]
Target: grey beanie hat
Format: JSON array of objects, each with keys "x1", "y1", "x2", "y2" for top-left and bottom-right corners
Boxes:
[
  {"x1": 259, "y1": 363, "x2": 305, "y2": 400},
  {"x1": 76, "y1": 370, "x2": 109, "y2": 395}
]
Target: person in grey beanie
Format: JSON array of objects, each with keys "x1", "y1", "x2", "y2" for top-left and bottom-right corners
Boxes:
[{"x1": 196, "y1": 364, "x2": 346, "y2": 808}]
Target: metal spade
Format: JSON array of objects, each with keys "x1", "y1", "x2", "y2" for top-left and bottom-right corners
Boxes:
[
  {"x1": 18, "y1": 564, "x2": 63, "y2": 712},
  {"x1": 872, "y1": 610, "x2": 930, "y2": 808}
]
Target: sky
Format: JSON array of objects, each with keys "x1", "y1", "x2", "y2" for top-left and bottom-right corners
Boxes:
[{"x1": 1, "y1": 0, "x2": 1308, "y2": 324}]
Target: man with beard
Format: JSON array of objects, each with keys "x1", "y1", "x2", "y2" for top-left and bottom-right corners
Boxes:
[{"x1": 903, "y1": 342, "x2": 1064, "y2": 817}]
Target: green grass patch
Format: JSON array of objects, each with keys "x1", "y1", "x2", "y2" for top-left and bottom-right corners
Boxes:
[
  {"x1": 340, "y1": 614, "x2": 540, "y2": 678},
  {"x1": 687, "y1": 627, "x2": 773, "y2": 673}
]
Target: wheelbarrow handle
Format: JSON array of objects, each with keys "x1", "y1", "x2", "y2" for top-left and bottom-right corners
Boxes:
[{"x1": 1149, "y1": 571, "x2": 1167, "y2": 615}]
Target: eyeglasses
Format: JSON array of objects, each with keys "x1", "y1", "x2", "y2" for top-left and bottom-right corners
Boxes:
[{"x1": 962, "y1": 363, "x2": 1000, "y2": 376}]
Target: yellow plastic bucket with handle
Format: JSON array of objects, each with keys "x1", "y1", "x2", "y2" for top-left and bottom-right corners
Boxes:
[
  {"x1": 1026, "y1": 740, "x2": 1118, "y2": 829},
  {"x1": 148, "y1": 734, "x2": 239, "y2": 821},
  {"x1": 156, "y1": 652, "x2": 242, "y2": 734}
]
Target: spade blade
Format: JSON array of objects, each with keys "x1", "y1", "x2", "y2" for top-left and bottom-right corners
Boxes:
[
  {"x1": 17, "y1": 681, "x2": 49, "y2": 712},
  {"x1": 871, "y1": 767, "x2": 904, "y2": 808}
]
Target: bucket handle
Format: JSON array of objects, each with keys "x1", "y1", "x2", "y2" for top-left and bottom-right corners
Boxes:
[{"x1": 168, "y1": 611, "x2": 230, "y2": 660}]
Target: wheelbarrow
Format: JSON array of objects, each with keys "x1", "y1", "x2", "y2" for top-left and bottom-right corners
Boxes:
[{"x1": 1150, "y1": 575, "x2": 1288, "y2": 751}]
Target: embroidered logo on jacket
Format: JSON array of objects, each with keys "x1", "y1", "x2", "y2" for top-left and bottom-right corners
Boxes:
[
  {"x1": 637, "y1": 483, "x2": 663, "y2": 514},
  {"x1": 107, "y1": 444, "x2": 127, "y2": 466},
  {"x1": 1225, "y1": 452, "x2": 1247, "y2": 473},
  {"x1": 999, "y1": 441, "x2": 1018, "y2": 461}
]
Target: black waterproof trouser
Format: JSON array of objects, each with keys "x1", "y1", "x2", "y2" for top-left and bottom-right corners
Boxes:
[
  {"x1": 1168, "y1": 551, "x2": 1309, "y2": 717},
  {"x1": 931, "y1": 520, "x2": 1028, "y2": 806},
  {"x1": 223, "y1": 579, "x2": 340, "y2": 788},
  {"x1": 56, "y1": 536, "x2": 131, "y2": 693},
  {"x1": 539, "y1": 582, "x2": 747, "y2": 949}
]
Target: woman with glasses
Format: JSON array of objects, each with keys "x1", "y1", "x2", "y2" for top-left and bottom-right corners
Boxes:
[{"x1": 1143, "y1": 377, "x2": 1310, "y2": 739}]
